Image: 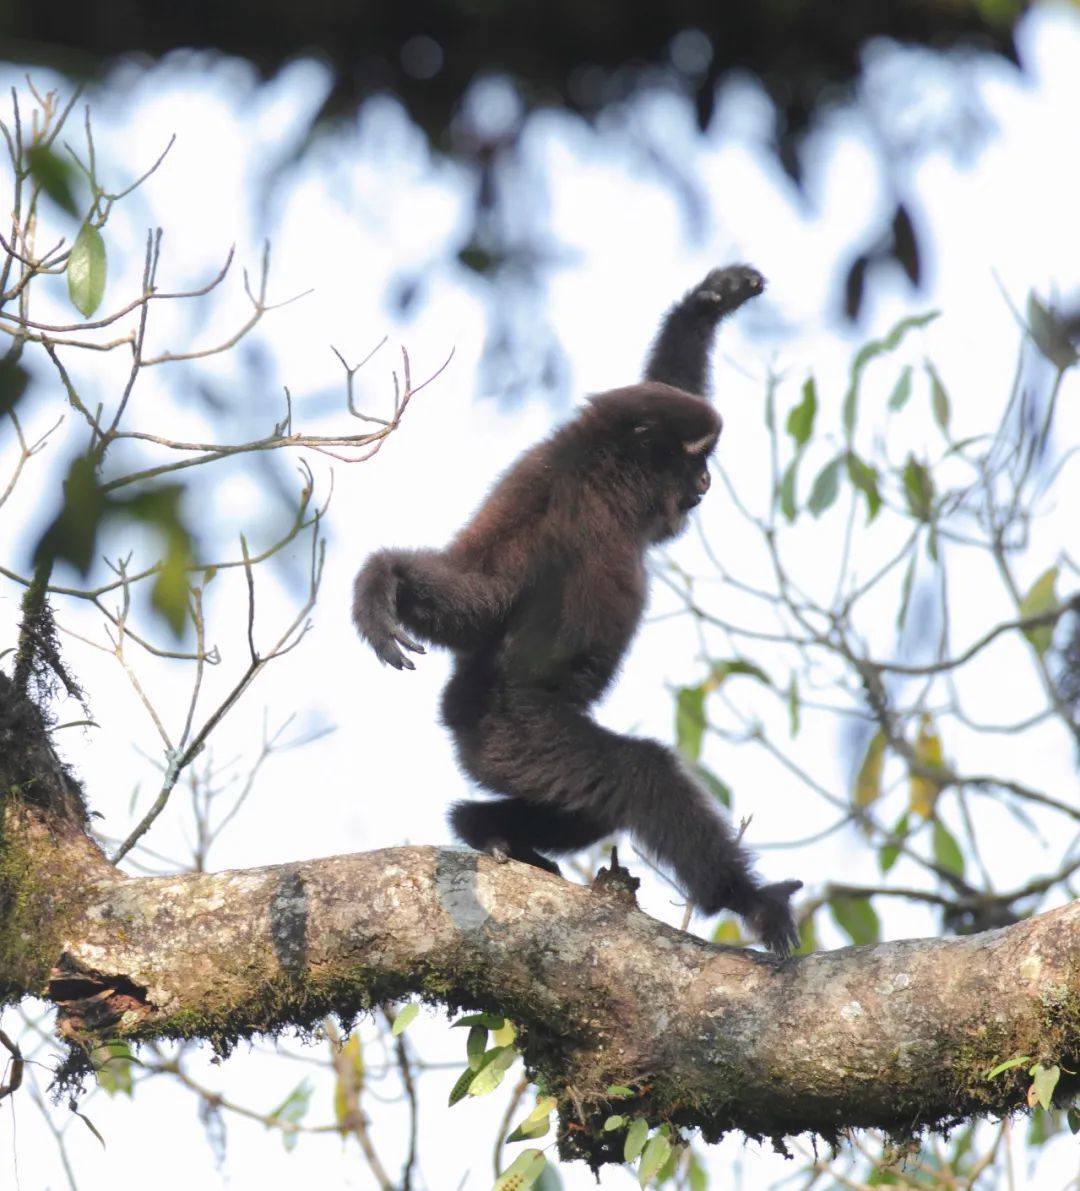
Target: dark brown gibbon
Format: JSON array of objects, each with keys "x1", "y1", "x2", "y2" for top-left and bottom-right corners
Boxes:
[{"x1": 353, "y1": 265, "x2": 802, "y2": 955}]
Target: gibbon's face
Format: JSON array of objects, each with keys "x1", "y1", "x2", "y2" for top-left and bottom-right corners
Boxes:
[{"x1": 651, "y1": 429, "x2": 719, "y2": 543}]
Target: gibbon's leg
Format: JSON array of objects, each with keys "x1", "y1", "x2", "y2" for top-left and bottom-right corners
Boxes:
[
  {"x1": 353, "y1": 548, "x2": 512, "y2": 668},
  {"x1": 449, "y1": 797, "x2": 610, "y2": 875},
  {"x1": 644, "y1": 264, "x2": 765, "y2": 398},
  {"x1": 452, "y1": 695, "x2": 801, "y2": 956}
]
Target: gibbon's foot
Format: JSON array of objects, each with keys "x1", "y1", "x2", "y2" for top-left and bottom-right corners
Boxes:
[
  {"x1": 694, "y1": 264, "x2": 766, "y2": 314},
  {"x1": 487, "y1": 842, "x2": 562, "y2": 876},
  {"x1": 745, "y1": 879, "x2": 803, "y2": 959}
]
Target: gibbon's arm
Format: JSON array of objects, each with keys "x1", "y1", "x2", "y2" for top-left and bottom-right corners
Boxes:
[
  {"x1": 353, "y1": 547, "x2": 517, "y2": 669},
  {"x1": 644, "y1": 264, "x2": 765, "y2": 397}
]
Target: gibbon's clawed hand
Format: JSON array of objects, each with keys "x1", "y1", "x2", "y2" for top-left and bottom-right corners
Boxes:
[
  {"x1": 353, "y1": 264, "x2": 804, "y2": 956},
  {"x1": 351, "y1": 553, "x2": 426, "y2": 670}
]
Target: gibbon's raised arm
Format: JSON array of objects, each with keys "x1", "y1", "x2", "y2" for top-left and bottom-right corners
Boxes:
[
  {"x1": 645, "y1": 264, "x2": 765, "y2": 396},
  {"x1": 352, "y1": 265, "x2": 803, "y2": 956}
]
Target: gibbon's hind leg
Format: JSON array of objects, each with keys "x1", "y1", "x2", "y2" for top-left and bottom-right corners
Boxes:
[
  {"x1": 644, "y1": 263, "x2": 765, "y2": 397},
  {"x1": 449, "y1": 797, "x2": 609, "y2": 875},
  {"x1": 453, "y1": 696, "x2": 801, "y2": 956}
]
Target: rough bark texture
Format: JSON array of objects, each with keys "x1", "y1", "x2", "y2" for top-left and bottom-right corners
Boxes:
[{"x1": 9, "y1": 828, "x2": 1078, "y2": 1153}]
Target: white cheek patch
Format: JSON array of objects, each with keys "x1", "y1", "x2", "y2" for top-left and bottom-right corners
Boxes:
[{"x1": 682, "y1": 432, "x2": 716, "y2": 457}]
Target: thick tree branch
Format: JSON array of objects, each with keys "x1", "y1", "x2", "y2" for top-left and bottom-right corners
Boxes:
[{"x1": 26, "y1": 843, "x2": 1080, "y2": 1154}]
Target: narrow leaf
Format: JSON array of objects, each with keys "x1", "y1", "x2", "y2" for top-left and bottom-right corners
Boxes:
[
  {"x1": 807, "y1": 455, "x2": 844, "y2": 517},
  {"x1": 786, "y1": 377, "x2": 817, "y2": 447},
  {"x1": 675, "y1": 686, "x2": 706, "y2": 763},
  {"x1": 493, "y1": 1149, "x2": 547, "y2": 1191},
  {"x1": 910, "y1": 714, "x2": 945, "y2": 819},
  {"x1": 392, "y1": 1002, "x2": 420, "y2": 1036},
  {"x1": 779, "y1": 456, "x2": 799, "y2": 522},
  {"x1": 853, "y1": 731, "x2": 887, "y2": 810},
  {"x1": 887, "y1": 365, "x2": 914, "y2": 412},
  {"x1": 467, "y1": 1025, "x2": 488, "y2": 1070},
  {"x1": 932, "y1": 818, "x2": 965, "y2": 878},
  {"x1": 901, "y1": 456, "x2": 934, "y2": 522},
  {"x1": 1018, "y1": 566, "x2": 1059, "y2": 658},
  {"x1": 846, "y1": 452, "x2": 882, "y2": 522},
  {"x1": 926, "y1": 363, "x2": 950, "y2": 434}
]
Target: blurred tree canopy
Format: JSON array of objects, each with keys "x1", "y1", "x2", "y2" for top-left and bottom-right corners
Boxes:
[{"x1": 1, "y1": 0, "x2": 1028, "y2": 157}]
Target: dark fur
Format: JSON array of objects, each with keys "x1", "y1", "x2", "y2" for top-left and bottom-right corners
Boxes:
[{"x1": 353, "y1": 265, "x2": 802, "y2": 955}]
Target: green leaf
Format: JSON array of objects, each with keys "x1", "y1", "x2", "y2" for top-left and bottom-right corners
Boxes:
[
  {"x1": 33, "y1": 453, "x2": 108, "y2": 573},
  {"x1": 604, "y1": 1115, "x2": 627, "y2": 1131},
  {"x1": 93, "y1": 1040, "x2": 137, "y2": 1097},
  {"x1": 27, "y1": 142, "x2": 80, "y2": 216},
  {"x1": 68, "y1": 222, "x2": 107, "y2": 318},
  {"x1": 807, "y1": 454, "x2": 844, "y2": 517},
  {"x1": 693, "y1": 764, "x2": 731, "y2": 809},
  {"x1": 786, "y1": 377, "x2": 817, "y2": 447},
  {"x1": 887, "y1": 365, "x2": 914, "y2": 412},
  {"x1": 0, "y1": 357, "x2": 29, "y2": 416},
  {"x1": 787, "y1": 674, "x2": 800, "y2": 737},
  {"x1": 624, "y1": 1118, "x2": 649, "y2": 1163},
  {"x1": 1028, "y1": 1067, "x2": 1062, "y2": 1110},
  {"x1": 845, "y1": 452, "x2": 882, "y2": 522},
  {"x1": 879, "y1": 811, "x2": 909, "y2": 875},
  {"x1": 392, "y1": 1002, "x2": 419, "y2": 1036},
  {"x1": 1018, "y1": 566, "x2": 1059, "y2": 657},
  {"x1": 926, "y1": 363, "x2": 950, "y2": 434},
  {"x1": 1027, "y1": 293, "x2": 1078, "y2": 370},
  {"x1": 268, "y1": 1079, "x2": 313, "y2": 1152},
  {"x1": 606, "y1": 1085, "x2": 635, "y2": 1099},
  {"x1": 675, "y1": 685, "x2": 706, "y2": 763},
  {"x1": 829, "y1": 895, "x2": 881, "y2": 945},
  {"x1": 448, "y1": 1063, "x2": 477, "y2": 1106},
  {"x1": 932, "y1": 818, "x2": 965, "y2": 878},
  {"x1": 468, "y1": 1044, "x2": 516, "y2": 1097},
  {"x1": 493, "y1": 1149, "x2": 547, "y2": 1190},
  {"x1": 709, "y1": 659, "x2": 772, "y2": 687},
  {"x1": 505, "y1": 1096, "x2": 556, "y2": 1144},
  {"x1": 117, "y1": 482, "x2": 199, "y2": 636},
  {"x1": 687, "y1": 1152, "x2": 707, "y2": 1191},
  {"x1": 467, "y1": 1024, "x2": 488, "y2": 1070},
  {"x1": 1066, "y1": 1105, "x2": 1080, "y2": 1135},
  {"x1": 853, "y1": 730, "x2": 887, "y2": 810},
  {"x1": 638, "y1": 1133, "x2": 672, "y2": 1187},
  {"x1": 1031, "y1": 1063, "x2": 1060, "y2": 1111},
  {"x1": 985, "y1": 1055, "x2": 1032, "y2": 1080},
  {"x1": 901, "y1": 456, "x2": 934, "y2": 522},
  {"x1": 452, "y1": 1013, "x2": 506, "y2": 1029},
  {"x1": 779, "y1": 456, "x2": 800, "y2": 522}
]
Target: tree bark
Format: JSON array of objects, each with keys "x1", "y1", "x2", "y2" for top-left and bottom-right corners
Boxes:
[{"x1": 14, "y1": 833, "x2": 1078, "y2": 1152}]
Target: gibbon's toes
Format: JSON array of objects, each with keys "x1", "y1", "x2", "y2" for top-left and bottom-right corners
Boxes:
[{"x1": 750, "y1": 879, "x2": 804, "y2": 959}]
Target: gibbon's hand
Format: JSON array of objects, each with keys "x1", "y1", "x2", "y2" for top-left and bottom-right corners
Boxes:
[
  {"x1": 365, "y1": 604, "x2": 426, "y2": 671},
  {"x1": 692, "y1": 264, "x2": 766, "y2": 314}
]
